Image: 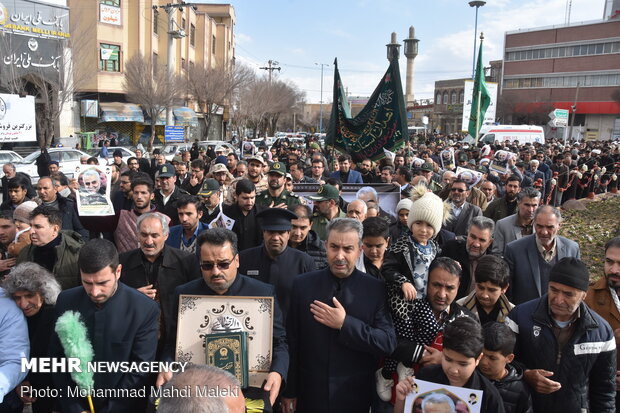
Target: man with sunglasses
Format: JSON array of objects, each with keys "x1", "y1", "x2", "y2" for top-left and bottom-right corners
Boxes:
[
  {"x1": 160, "y1": 228, "x2": 288, "y2": 410},
  {"x1": 443, "y1": 178, "x2": 482, "y2": 238}
]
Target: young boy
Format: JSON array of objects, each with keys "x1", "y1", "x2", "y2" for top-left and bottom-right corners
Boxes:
[
  {"x1": 394, "y1": 316, "x2": 506, "y2": 413},
  {"x1": 456, "y1": 254, "x2": 514, "y2": 324},
  {"x1": 479, "y1": 322, "x2": 533, "y2": 413}
]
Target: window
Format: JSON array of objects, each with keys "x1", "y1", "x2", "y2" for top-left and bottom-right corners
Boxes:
[
  {"x1": 459, "y1": 91, "x2": 464, "y2": 103},
  {"x1": 181, "y1": 58, "x2": 186, "y2": 71},
  {"x1": 99, "y1": 43, "x2": 121, "y2": 72},
  {"x1": 443, "y1": 92, "x2": 448, "y2": 105},
  {"x1": 152, "y1": 52, "x2": 158, "y2": 69},
  {"x1": 190, "y1": 24, "x2": 195, "y2": 46},
  {"x1": 100, "y1": 0, "x2": 120, "y2": 6},
  {"x1": 154, "y1": 9, "x2": 159, "y2": 34},
  {"x1": 212, "y1": 35, "x2": 216, "y2": 54},
  {"x1": 451, "y1": 91, "x2": 457, "y2": 104},
  {"x1": 63, "y1": 151, "x2": 81, "y2": 162},
  {"x1": 436, "y1": 93, "x2": 441, "y2": 104}
]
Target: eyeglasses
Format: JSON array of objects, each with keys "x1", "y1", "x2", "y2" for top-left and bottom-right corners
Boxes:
[
  {"x1": 200, "y1": 254, "x2": 237, "y2": 271},
  {"x1": 451, "y1": 188, "x2": 466, "y2": 193}
]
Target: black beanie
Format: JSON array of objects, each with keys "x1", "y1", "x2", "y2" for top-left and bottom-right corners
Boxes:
[{"x1": 549, "y1": 257, "x2": 589, "y2": 292}]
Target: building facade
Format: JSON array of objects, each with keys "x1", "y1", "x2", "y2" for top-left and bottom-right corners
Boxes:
[
  {"x1": 432, "y1": 79, "x2": 467, "y2": 135},
  {"x1": 68, "y1": 0, "x2": 235, "y2": 146},
  {"x1": 502, "y1": 18, "x2": 620, "y2": 140}
]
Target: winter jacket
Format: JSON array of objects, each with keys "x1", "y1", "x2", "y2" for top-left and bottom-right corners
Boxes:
[
  {"x1": 506, "y1": 296, "x2": 616, "y2": 413},
  {"x1": 488, "y1": 362, "x2": 533, "y2": 413},
  {"x1": 293, "y1": 230, "x2": 327, "y2": 269},
  {"x1": 17, "y1": 230, "x2": 84, "y2": 290}
]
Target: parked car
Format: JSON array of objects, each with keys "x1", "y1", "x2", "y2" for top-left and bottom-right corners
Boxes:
[
  {"x1": 0, "y1": 150, "x2": 24, "y2": 179},
  {"x1": 14, "y1": 148, "x2": 90, "y2": 182},
  {"x1": 162, "y1": 141, "x2": 237, "y2": 161},
  {"x1": 88, "y1": 146, "x2": 136, "y2": 165}
]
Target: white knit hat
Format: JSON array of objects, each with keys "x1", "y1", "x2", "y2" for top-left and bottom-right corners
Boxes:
[
  {"x1": 13, "y1": 201, "x2": 38, "y2": 224},
  {"x1": 395, "y1": 198, "x2": 413, "y2": 213},
  {"x1": 407, "y1": 189, "x2": 445, "y2": 238}
]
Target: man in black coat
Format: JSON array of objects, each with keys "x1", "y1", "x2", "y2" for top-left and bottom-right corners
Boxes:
[
  {"x1": 36, "y1": 176, "x2": 89, "y2": 240},
  {"x1": 222, "y1": 178, "x2": 265, "y2": 251},
  {"x1": 119, "y1": 212, "x2": 199, "y2": 349},
  {"x1": 159, "y1": 228, "x2": 288, "y2": 409},
  {"x1": 440, "y1": 216, "x2": 495, "y2": 299},
  {"x1": 239, "y1": 208, "x2": 316, "y2": 320},
  {"x1": 282, "y1": 218, "x2": 396, "y2": 413},
  {"x1": 50, "y1": 239, "x2": 159, "y2": 413},
  {"x1": 153, "y1": 164, "x2": 190, "y2": 226}
]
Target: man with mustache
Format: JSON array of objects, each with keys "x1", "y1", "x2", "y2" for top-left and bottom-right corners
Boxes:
[
  {"x1": 238, "y1": 208, "x2": 315, "y2": 319},
  {"x1": 585, "y1": 237, "x2": 620, "y2": 406},
  {"x1": 492, "y1": 188, "x2": 541, "y2": 255}
]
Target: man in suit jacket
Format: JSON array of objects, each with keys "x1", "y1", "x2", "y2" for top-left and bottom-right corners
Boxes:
[
  {"x1": 160, "y1": 228, "x2": 287, "y2": 409},
  {"x1": 505, "y1": 205, "x2": 580, "y2": 305},
  {"x1": 50, "y1": 239, "x2": 159, "y2": 413},
  {"x1": 492, "y1": 187, "x2": 541, "y2": 255},
  {"x1": 282, "y1": 218, "x2": 396, "y2": 413},
  {"x1": 329, "y1": 154, "x2": 363, "y2": 184},
  {"x1": 443, "y1": 178, "x2": 482, "y2": 237},
  {"x1": 440, "y1": 216, "x2": 495, "y2": 299}
]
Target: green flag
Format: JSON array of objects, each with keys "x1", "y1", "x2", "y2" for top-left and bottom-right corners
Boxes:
[
  {"x1": 468, "y1": 38, "x2": 491, "y2": 142},
  {"x1": 326, "y1": 58, "x2": 408, "y2": 162}
]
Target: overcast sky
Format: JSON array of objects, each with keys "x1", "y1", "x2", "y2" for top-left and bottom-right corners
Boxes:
[{"x1": 197, "y1": 0, "x2": 605, "y2": 103}]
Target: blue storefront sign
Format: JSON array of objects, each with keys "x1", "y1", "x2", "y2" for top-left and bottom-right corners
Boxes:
[{"x1": 165, "y1": 125, "x2": 185, "y2": 142}]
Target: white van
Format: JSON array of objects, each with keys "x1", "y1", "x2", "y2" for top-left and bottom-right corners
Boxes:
[{"x1": 479, "y1": 125, "x2": 545, "y2": 145}]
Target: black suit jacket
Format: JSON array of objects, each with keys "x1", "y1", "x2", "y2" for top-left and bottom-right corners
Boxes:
[
  {"x1": 119, "y1": 246, "x2": 199, "y2": 344},
  {"x1": 443, "y1": 201, "x2": 482, "y2": 237},
  {"x1": 166, "y1": 275, "x2": 289, "y2": 381},
  {"x1": 50, "y1": 283, "x2": 160, "y2": 413},
  {"x1": 153, "y1": 186, "x2": 190, "y2": 226}
]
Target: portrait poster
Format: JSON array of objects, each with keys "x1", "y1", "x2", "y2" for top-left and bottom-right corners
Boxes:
[
  {"x1": 74, "y1": 165, "x2": 114, "y2": 216},
  {"x1": 456, "y1": 167, "x2": 483, "y2": 188},
  {"x1": 404, "y1": 379, "x2": 483, "y2": 413},
  {"x1": 488, "y1": 150, "x2": 516, "y2": 176},
  {"x1": 176, "y1": 295, "x2": 274, "y2": 387},
  {"x1": 440, "y1": 148, "x2": 456, "y2": 171}
]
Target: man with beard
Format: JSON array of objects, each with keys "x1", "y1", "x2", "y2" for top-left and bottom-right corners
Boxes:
[
  {"x1": 114, "y1": 177, "x2": 158, "y2": 253},
  {"x1": 484, "y1": 175, "x2": 521, "y2": 222},
  {"x1": 223, "y1": 179, "x2": 265, "y2": 251},
  {"x1": 226, "y1": 155, "x2": 268, "y2": 205},
  {"x1": 36, "y1": 176, "x2": 89, "y2": 240},
  {"x1": 0, "y1": 176, "x2": 31, "y2": 212},
  {"x1": 256, "y1": 162, "x2": 301, "y2": 209},
  {"x1": 330, "y1": 154, "x2": 363, "y2": 183},
  {"x1": 492, "y1": 188, "x2": 541, "y2": 255},
  {"x1": 290, "y1": 161, "x2": 316, "y2": 184},
  {"x1": 166, "y1": 195, "x2": 208, "y2": 257},
  {"x1": 0, "y1": 211, "x2": 17, "y2": 277},
  {"x1": 585, "y1": 237, "x2": 620, "y2": 405},
  {"x1": 358, "y1": 158, "x2": 377, "y2": 184},
  {"x1": 441, "y1": 216, "x2": 495, "y2": 299},
  {"x1": 238, "y1": 208, "x2": 315, "y2": 319},
  {"x1": 443, "y1": 179, "x2": 483, "y2": 238},
  {"x1": 309, "y1": 184, "x2": 346, "y2": 241},
  {"x1": 182, "y1": 159, "x2": 206, "y2": 195},
  {"x1": 288, "y1": 204, "x2": 327, "y2": 269}
]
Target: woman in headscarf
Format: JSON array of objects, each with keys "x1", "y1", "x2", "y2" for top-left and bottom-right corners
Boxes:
[{"x1": 2, "y1": 263, "x2": 61, "y2": 413}]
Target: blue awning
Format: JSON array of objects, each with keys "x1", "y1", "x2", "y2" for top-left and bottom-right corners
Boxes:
[
  {"x1": 99, "y1": 102, "x2": 144, "y2": 122},
  {"x1": 174, "y1": 107, "x2": 198, "y2": 127}
]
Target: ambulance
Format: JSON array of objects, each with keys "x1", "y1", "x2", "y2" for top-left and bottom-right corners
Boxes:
[{"x1": 478, "y1": 125, "x2": 545, "y2": 145}]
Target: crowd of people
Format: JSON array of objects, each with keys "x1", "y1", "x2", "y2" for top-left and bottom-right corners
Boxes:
[{"x1": 0, "y1": 134, "x2": 618, "y2": 413}]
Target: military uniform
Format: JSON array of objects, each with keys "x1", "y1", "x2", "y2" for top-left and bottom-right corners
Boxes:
[
  {"x1": 311, "y1": 209, "x2": 346, "y2": 241},
  {"x1": 256, "y1": 188, "x2": 301, "y2": 208}
]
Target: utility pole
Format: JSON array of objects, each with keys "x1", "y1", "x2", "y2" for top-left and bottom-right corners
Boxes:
[
  {"x1": 259, "y1": 60, "x2": 281, "y2": 83},
  {"x1": 315, "y1": 62, "x2": 329, "y2": 133},
  {"x1": 567, "y1": 82, "x2": 580, "y2": 143},
  {"x1": 155, "y1": 2, "x2": 191, "y2": 127}
]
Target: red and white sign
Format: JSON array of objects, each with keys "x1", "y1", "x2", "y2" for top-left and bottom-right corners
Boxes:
[{"x1": 99, "y1": 4, "x2": 121, "y2": 26}]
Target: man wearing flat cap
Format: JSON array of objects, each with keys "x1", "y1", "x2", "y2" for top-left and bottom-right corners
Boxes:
[
  {"x1": 506, "y1": 257, "x2": 617, "y2": 413},
  {"x1": 239, "y1": 208, "x2": 315, "y2": 319},
  {"x1": 197, "y1": 178, "x2": 222, "y2": 226},
  {"x1": 256, "y1": 162, "x2": 301, "y2": 209}
]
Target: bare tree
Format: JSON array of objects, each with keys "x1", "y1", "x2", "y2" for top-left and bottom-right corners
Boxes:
[
  {"x1": 186, "y1": 63, "x2": 254, "y2": 140},
  {"x1": 123, "y1": 53, "x2": 184, "y2": 151}
]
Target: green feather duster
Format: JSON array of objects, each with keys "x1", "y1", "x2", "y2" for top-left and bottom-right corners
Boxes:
[{"x1": 55, "y1": 311, "x2": 95, "y2": 391}]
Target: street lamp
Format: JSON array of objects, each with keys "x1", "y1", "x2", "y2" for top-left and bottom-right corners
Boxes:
[
  {"x1": 315, "y1": 62, "x2": 329, "y2": 133},
  {"x1": 386, "y1": 32, "x2": 401, "y2": 62},
  {"x1": 469, "y1": 1, "x2": 486, "y2": 79}
]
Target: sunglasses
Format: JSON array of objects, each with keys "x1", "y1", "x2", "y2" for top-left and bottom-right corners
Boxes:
[
  {"x1": 200, "y1": 254, "x2": 237, "y2": 271},
  {"x1": 451, "y1": 188, "x2": 466, "y2": 193}
]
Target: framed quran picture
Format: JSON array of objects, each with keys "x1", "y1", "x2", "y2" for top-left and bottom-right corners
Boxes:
[{"x1": 176, "y1": 295, "x2": 274, "y2": 387}]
